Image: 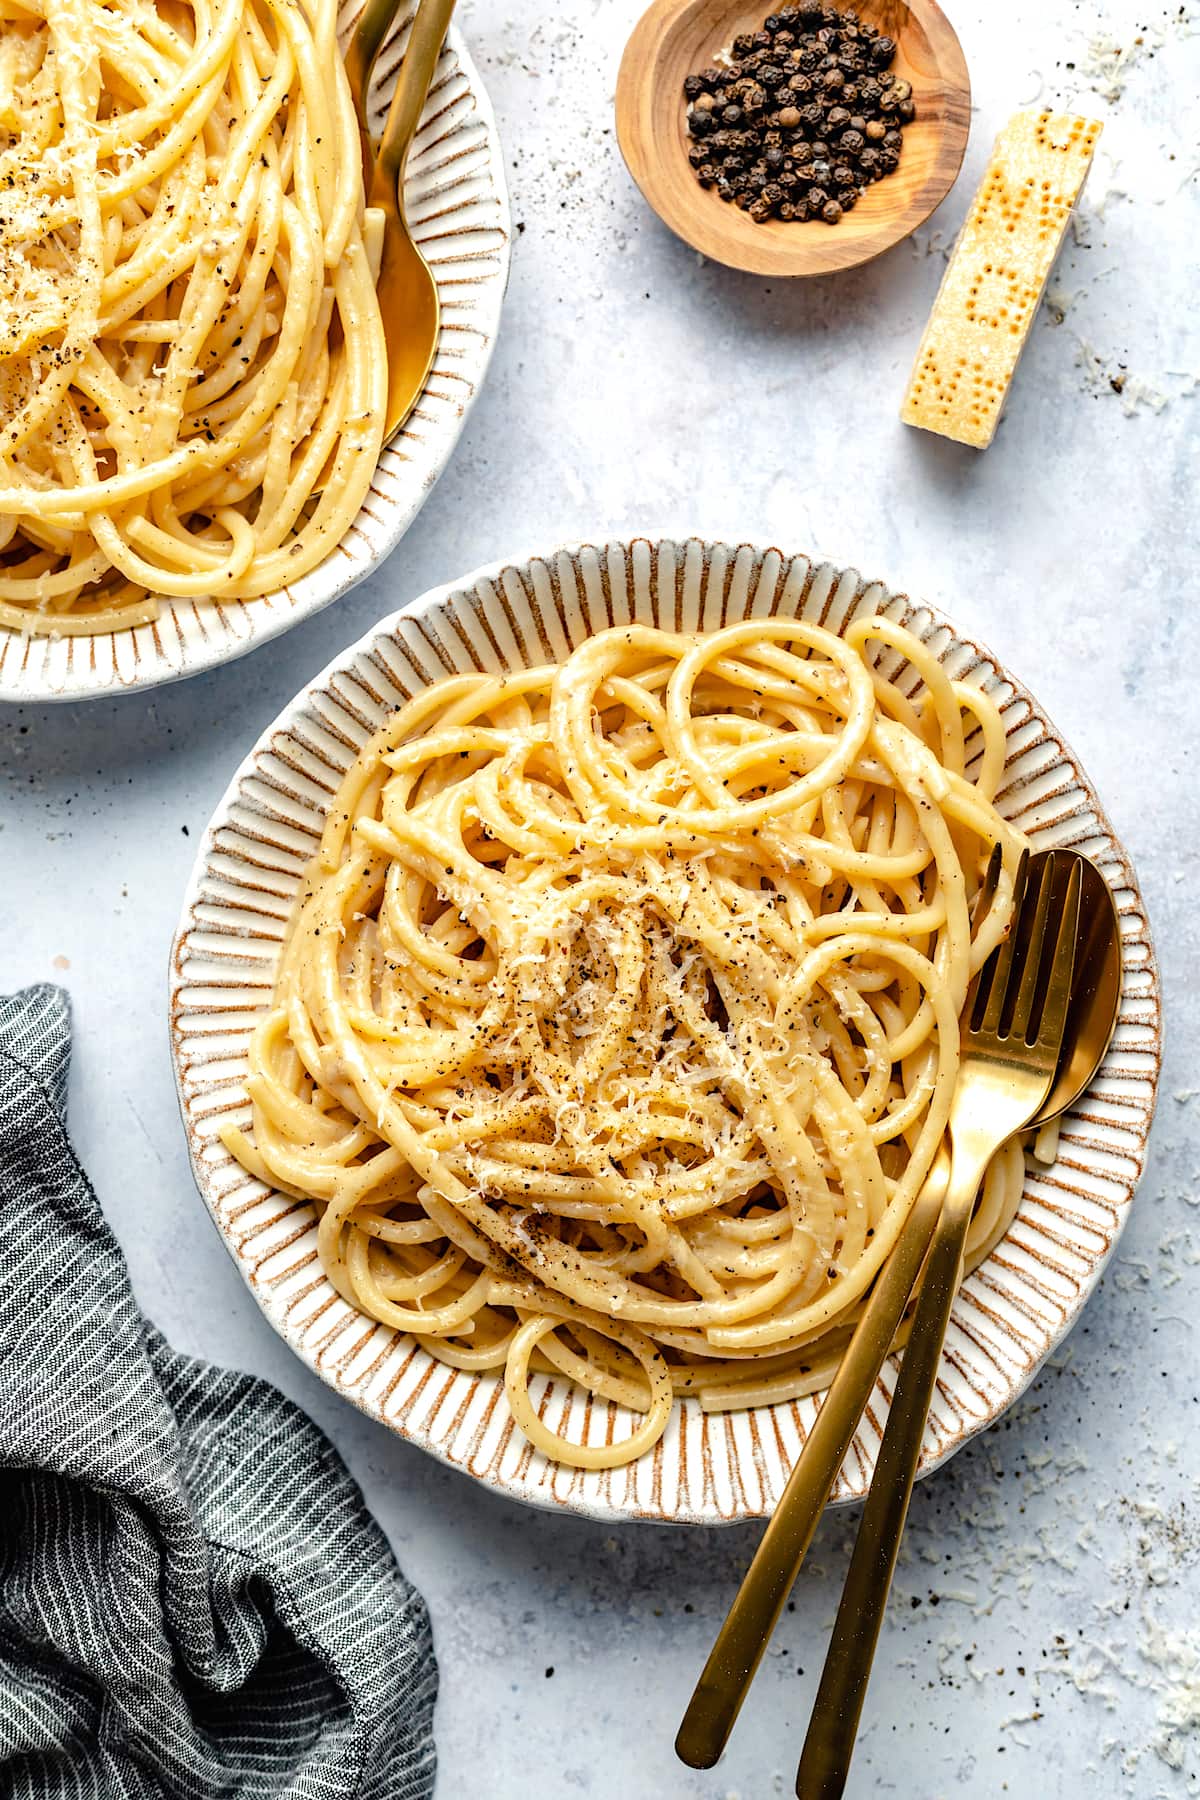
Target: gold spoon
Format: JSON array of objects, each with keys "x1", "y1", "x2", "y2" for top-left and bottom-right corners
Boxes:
[
  {"x1": 677, "y1": 850, "x2": 1121, "y2": 1772},
  {"x1": 349, "y1": 0, "x2": 458, "y2": 448},
  {"x1": 345, "y1": 0, "x2": 401, "y2": 182},
  {"x1": 794, "y1": 850, "x2": 1085, "y2": 1797}
]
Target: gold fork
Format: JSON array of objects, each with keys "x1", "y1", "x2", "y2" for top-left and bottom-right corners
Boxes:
[
  {"x1": 794, "y1": 847, "x2": 1081, "y2": 1799},
  {"x1": 676, "y1": 846, "x2": 1002, "y2": 1772}
]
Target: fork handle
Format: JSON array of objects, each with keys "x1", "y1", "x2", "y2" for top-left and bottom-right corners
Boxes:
[
  {"x1": 794, "y1": 1147, "x2": 986, "y2": 1800},
  {"x1": 675, "y1": 1156, "x2": 948, "y2": 1771}
]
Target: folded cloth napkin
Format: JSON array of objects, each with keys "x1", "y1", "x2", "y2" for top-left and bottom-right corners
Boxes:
[{"x1": 0, "y1": 985, "x2": 437, "y2": 1800}]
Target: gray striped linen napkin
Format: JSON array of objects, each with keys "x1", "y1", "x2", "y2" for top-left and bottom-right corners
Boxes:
[{"x1": 0, "y1": 985, "x2": 437, "y2": 1800}]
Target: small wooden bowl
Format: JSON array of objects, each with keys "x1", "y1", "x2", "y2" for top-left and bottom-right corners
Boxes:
[{"x1": 616, "y1": 0, "x2": 970, "y2": 277}]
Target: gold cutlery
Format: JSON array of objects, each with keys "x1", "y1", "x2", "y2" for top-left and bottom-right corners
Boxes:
[
  {"x1": 345, "y1": 0, "x2": 402, "y2": 180},
  {"x1": 794, "y1": 848, "x2": 1081, "y2": 1798},
  {"x1": 348, "y1": 0, "x2": 458, "y2": 447},
  {"x1": 679, "y1": 847, "x2": 1118, "y2": 1774}
]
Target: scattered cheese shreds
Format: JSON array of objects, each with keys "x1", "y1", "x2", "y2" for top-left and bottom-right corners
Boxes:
[{"x1": 900, "y1": 110, "x2": 1102, "y2": 449}]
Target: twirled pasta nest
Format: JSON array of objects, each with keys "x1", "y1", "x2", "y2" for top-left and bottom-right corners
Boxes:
[{"x1": 225, "y1": 616, "x2": 1026, "y2": 1468}]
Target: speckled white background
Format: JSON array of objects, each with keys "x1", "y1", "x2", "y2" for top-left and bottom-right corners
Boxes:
[{"x1": 2, "y1": 1, "x2": 1198, "y2": 1794}]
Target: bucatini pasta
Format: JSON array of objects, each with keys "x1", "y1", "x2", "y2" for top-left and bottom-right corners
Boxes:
[
  {"x1": 223, "y1": 617, "x2": 1029, "y2": 1468},
  {"x1": 0, "y1": 0, "x2": 385, "y2": 634}
]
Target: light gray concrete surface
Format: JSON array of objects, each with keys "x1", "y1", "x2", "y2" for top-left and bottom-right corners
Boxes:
[{"x1": 2, "y1": 1, "x2": 1198, "y2": 1794}]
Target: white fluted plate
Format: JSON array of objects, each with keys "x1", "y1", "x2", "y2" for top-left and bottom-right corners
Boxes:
[
  {"x1": 0, "y1": 6, "x2": 510, "y2": 704},
  {"x1": 170, "y1": 538, "x2": 1161, "y2": 1523}
]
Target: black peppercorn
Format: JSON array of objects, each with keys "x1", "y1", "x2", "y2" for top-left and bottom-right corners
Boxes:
[{"x1": 683, "y1": 1, "x2": 910, "y2": 225}]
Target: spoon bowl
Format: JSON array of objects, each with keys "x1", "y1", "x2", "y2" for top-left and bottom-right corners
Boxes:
[
  {"x1": 1041, "y1": 852, "x2": 1123, "y2": 1121},
  {"x1": 616, "y1": 0, "x2": 970, "y2": 277}
]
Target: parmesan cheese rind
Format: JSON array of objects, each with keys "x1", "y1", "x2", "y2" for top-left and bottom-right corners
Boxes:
[{"x1": 901, "y1": 110, "x2": 1102, "y2": 449}]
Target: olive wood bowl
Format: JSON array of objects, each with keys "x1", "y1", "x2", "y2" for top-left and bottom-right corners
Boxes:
[{"x1": 615, "y1": 0, "x2": 970, "y2": 277}]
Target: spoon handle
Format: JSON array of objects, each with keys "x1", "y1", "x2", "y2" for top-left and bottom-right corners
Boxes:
[
  {"x1": 375, "y1": 0, "x2": 457, "y2": 190},
  {"x1": 344, "y1": 0, "x2": 402, "y2": 145},
  {"x1": 793, "y1": 1158, "x2": 982, "y2": 1799},
  {"x1": 675, "y1": 1155, "x2": 948, "y2": 1771}
]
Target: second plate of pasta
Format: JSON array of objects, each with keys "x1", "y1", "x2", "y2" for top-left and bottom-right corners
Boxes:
[
  {"x1": 0, "y1": 1, "x2": 510, "y2": 702},
  {"x1": 170, "y1": 538, "x2": 1160, "y2": 1522}
]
